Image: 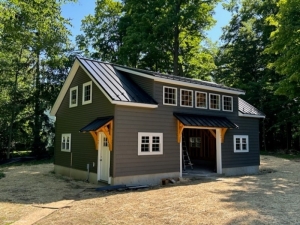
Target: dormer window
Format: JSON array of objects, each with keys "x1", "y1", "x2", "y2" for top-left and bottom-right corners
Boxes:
[
  {"x1": 163, "y1": 86, "x2": 177, "y2": 106},
  {"x1": 223, "y1": 96, "x2": 233, "y2": 112},
  {"x1": 195, "y1": 91, "x2": 207, "y2": 109},
  {"x1": 82, "y1": 81, "x2": 92, "y2": 105},
  {"x1": 180, "y1": 89, "x2": 193, "y2": 107},
  {"x1": 69, "y1": 86, "x2": 78, "y2": 108},
  {"x1": 209, "y1": 93, "x2": 220, "y2": 110}
]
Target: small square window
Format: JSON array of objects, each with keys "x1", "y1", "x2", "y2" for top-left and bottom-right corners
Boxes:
[
  {"x1": 209, "y1": 93, "x2": 220, "y2": 110},
  {"x1": 234, "y1": 135, "x2": 249, "y2": 152},
  {"x1": 180, "y1": 89, "x2": 193, "y2": 107},
  {"x1": 138, "y1": 133, "x2": 163, "y2": 155},
  {"x1": 82, "y1": 81, "x2": 92, "y2": 105},
  {"x1": 69, "y1": 86, "x2": 78, "y2": 108},
  {"x1": 61, "y1": 134, "x2": 71, "y2": 152},
  {"x1": 163, "y1": 86, "x2": 177, "y2": 106},
  {"x1": 223, "y1": 96, "x2": 233, "y2": 112},
  {"x1": 195, "y1": 91, "x2": 207, "y2": 109}
]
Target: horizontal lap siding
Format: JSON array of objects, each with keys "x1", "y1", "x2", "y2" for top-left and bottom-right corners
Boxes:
[
  {"x1": 55, "y1": 67, "x2": 114, "y2": 174},
  {"x1": 112, "y1": 81, "x2": 260, "y2": 176}
]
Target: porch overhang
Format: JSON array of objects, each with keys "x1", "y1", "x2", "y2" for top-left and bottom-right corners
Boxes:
[
  {"x1": 173, "y1": 113, "x2": 238, "y2": 143},
  {"x1": 79, "y1": 116, "x2": 114, "y2": 150}
]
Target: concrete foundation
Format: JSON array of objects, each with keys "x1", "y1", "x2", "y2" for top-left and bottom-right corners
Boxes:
[
  {"x1": 111, "y1": 172, "x2": 180, "y2": 186},
  {"x1": 54, "y1": 165, "x2": 98, "y2": 183},
  {"x1": 222, "y1": 165, "x2": 259, "y2": 176}
]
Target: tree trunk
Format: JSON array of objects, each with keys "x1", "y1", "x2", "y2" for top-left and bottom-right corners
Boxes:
[{"x1": 173, "y1": 0, "x2": 181, "y2": 76}]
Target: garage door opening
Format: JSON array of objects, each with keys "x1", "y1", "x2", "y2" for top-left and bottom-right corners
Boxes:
[{"x1": 182, "y1": 128, "x2": 217, "y2": 176}]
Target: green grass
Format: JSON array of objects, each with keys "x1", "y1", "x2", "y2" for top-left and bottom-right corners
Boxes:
[{"x1": 260, "y1": 150, "x2": 300, "y2": 160}]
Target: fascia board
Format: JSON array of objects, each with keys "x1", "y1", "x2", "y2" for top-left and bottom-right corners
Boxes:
[{"x1": 238, "y1": 112, "x2": 266, "y2": 118}]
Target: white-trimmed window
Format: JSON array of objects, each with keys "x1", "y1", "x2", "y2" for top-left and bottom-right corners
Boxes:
[
  {"x1": 180, "y1": 89, "x2": 193, "y2": 107},
  {"x1": 190, "y1": 137, "x2": 201, "y2": 147},
  {"x1": 138, "y1": 132, "x2": 163, "y2": 155},
  {"x1": 163, "y1": 86, "x2": 177, "y2": 106},
  {"x1": 82, "y1": 81, "x2": 92, "y2": 105},
  {"x1": 234, "y1": 135, "x2": 249, "y2": 152},
  {"x1": 223, "y1": 96, "x2": 233, "y2": 112},
  {"x1": 209, "y1": 93, "x2": 220, "y2": 110},
  {"x1": 69, "y1": 86, "x2": 78, "y2": 108},
  {"x1": 61, "y1": 134, "x2": 71, "y2": 152},
  {"x1": 195, "y1": 91, "x2": 207, "y2": 109}
]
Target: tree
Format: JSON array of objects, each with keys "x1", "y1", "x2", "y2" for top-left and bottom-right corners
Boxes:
[
  {"x1": 0, "y1": 0, "x2": 76, "y2": 158},
  {"x1": 214, "y1": 0, "x2": 300, "y2": 151},
  {"x1": 266, "y1": 0, "x2": 300, "y2": 100},
  {"x1": 78, "y1": 0, "x2": 218, "y2": 79}
]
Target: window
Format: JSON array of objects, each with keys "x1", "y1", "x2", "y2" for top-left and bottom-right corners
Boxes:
[
  {"x1": 209, "y1": 93, "x2": 220, "y2": 110},
  {"x1": 69, "y1": 86, "x2": 78, "y2": 108},
  {"x1": 190, "y1": 137, "x2": 201, "y2": 147},
  {"x1": 223, "y1": 96, "x2": 233, "y2": 112},
  {"x1": 103, "y1": 137, "x2": 108, "y2": 147},
  {"x1": 234, "y1": 135, "x2": 249, "y2": 152},
  {"x1": 180, "y1": 89, "x2": 193, "y2": 107},
  {"x1": 195, "y1": 91, "x2": 207, "y2": 109},
  {"x1": 82, "y1": 81, "x2": 92, "y2": 105},
  {"x1": 163, "y1": 86, "x2": 177, "y2": 106},
  {"x1": 138, "y1": 132, "x2": 163, "y2": 155},
  {"x1": 61, "y1": 134, "x2": 71, "y2": 152}
]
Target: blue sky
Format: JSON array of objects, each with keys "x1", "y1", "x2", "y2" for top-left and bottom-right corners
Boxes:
[{"x1": 61, "y1": 0, "x2": 231, "y2": 44}]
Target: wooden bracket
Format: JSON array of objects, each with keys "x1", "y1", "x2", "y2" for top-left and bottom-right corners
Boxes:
[
  {"x1": 177, "y1": 120, "x2": 185, "y2": 143},
  {"x1": 88, "y1": 120, "x2": 113, "y2": 151},
  {"x1": 208, "y1": 129, "x2": 216, "y2": 138},
  {"x1": 97, "y1": 120, "x2": 113, "y2": 151},
  {"x1": 221, "y1": 128, "x2": 228, "y2": 143}
]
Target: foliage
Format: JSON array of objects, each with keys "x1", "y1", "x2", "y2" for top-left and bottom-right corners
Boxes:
[
  {"x1": 0, "y1": 0, "x2": 76, "y2": 159},
  {"x1": 77, "y1": 0, "x2": 219, "y2": 79},
  {"x1": 260, "y1": 150, "x2": 300, "y2": 160},
  {"x1": 215, "y1": 0, "x2": 300, "y2": 151},
  {"x1": 0, "y1": 171, "x2": 5, "y2": 179},
  {"x1": 265, "y1": 0, "x2": 300, "y2": 100}
]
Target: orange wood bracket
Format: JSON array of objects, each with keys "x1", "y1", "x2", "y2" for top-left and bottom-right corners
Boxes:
[
  {"x1": 177, "y1": 120, "x2": 185, "y2": 143},
  {"x1": 221, "y1": 128, "x2": 228, "y2": 143},
  {"x1": 96, "y1": 120, "x2": 113, "y2": 151},
  {"x1": 88, "y1": 120, "x2": 113, "y2": 151}
]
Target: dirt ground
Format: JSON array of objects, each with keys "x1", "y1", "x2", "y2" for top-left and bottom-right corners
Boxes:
[{"x1": 1, "y1": 156, "x2": 300, "y2": 225}]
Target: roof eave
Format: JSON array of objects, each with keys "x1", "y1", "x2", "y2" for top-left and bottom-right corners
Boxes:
[
  {"x1": 112, "y1": 100, "x2": 158, "y2": 108},
  {"x1": 114, "y1": 66, "x2": 245, "y2": 95},
  {"x1": 238, "y1": 112, "x2": 266, "y2": 118}
]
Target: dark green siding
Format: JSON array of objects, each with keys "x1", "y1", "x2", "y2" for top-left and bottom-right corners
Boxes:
[
  {"x1": 54, "y1": 67, "x2": 114, "y2": 174},
  {"x1": 113, "y1": 81, "x2": 260, "y2": 177}
]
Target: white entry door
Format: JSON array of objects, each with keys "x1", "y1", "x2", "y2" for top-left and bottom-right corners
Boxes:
[{"x1": 97, "y1": 132, "x2": 110, "y2": 182}]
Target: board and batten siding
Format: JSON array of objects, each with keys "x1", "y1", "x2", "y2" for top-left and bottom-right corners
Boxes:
[{"x1": 55, "y1": 67, "x2": 114, "y2": 174}]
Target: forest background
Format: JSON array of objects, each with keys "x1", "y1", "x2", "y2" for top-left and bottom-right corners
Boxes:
[{"x1": 0, "y1": 0, "x2": 299, "y2": 159}]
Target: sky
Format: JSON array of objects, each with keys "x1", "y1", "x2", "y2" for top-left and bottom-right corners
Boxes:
[{"x1": 61, "y1": 0, "x2": 231, "y2": 44}]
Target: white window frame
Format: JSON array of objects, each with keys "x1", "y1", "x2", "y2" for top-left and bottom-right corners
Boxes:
[
  {"x1": 69, "y1": 86, "x2": 78, "y2": 108},
  {"x1": 82, "y1": 81, "x2": 92, "y2": 105},
  {"x1": 61, "y1": 133, "x2": 71, "y2": 152},
  {"x1": 180, "y1": 89, "x2": 193, "y2": 108},
  {"x1": 223, "y1": 95, "x2": 233, "y2": 112},
  {"x1": 163, "y1": 86, "x2": 177, "y2": 106},
  {"x1": 234, "y1": 135, "x2": 249, "y2": 153},
  {"x1": 195, "y1": 91, "x2": 207, "y2": 109},
  {"x1": 138, "y1": 132, "x2": 163, "y2": 155},
  {"x1": 209, "y1": 93, "x2": 220, "y2": 110}
]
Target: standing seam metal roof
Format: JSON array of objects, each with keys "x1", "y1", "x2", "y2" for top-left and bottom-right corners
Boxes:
[
  {"x1": 173, "y1": 112, "x2": 238, "y2": 128},
  {"x1": 238, "y1": 98, "x2": 265, "y2": 117},
  {"x1": 78, "y1": 57, "x2": 157, "y2": 105},
  {"x1": 79, "y1": 116, "x2": 114, "y2": 132}
]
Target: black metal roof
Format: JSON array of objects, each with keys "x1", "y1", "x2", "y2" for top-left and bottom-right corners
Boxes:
[
  {"x1": 77, "y1": 57, "x2": 157, "y2": 105},
  {"x1": 79, "y1": 116, "x2": 113, "y2": 132},
  {"x1": 173, "y1": 113, "x2": 238, "y2": 128},
  {"x1": 114, "y1": 65, "x2": 244, "y2": 93},
  {"x1": 238, "y1": 98, "x2": 265, "y2": 117}
]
